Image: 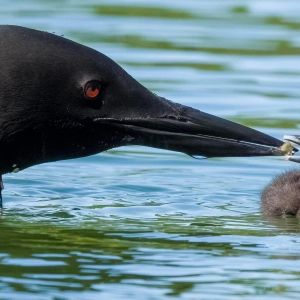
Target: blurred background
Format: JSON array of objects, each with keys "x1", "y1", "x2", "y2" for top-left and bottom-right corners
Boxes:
[{"x1": 1, "y1": 1, "x2": 300, "y2": 299}]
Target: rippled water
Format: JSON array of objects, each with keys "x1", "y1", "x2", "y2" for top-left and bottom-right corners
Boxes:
[{"x1": 1, "y1": 1, "x2": 300, "y2": 299}]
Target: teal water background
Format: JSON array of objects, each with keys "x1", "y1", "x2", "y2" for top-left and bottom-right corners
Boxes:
[{"x1": 1, "y1": 1, "x2": 300, "y2": 299}]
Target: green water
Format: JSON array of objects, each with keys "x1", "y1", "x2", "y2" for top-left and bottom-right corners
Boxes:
[{"x1": 1, "y1": 1, "x2": 300, "y2": 299}]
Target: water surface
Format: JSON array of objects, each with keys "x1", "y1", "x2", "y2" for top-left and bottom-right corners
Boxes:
[{"x1": 1, "y1": 1, "x2": 300, "y2": 299}]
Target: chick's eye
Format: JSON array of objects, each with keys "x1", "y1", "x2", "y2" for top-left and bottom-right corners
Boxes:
[{"x1": 84, "y1": 81, "x2": 101, "y2": 100}]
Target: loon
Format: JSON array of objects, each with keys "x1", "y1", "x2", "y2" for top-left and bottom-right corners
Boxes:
[
  {"x1": 262, "y1": 170, "x2": 300, "y2": 217},
  {"x1": 0, "y1": 25, "x2": 291, "y2": 205}
]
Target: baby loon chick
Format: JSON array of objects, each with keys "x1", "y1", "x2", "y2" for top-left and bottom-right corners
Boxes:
[{"x1": 261, "y1": 170, "x2": 300, "y2": 217}]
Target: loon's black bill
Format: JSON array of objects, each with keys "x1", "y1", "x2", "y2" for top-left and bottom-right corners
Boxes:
[{"x1": 97, "y1": 98, "x2": 294, "y2": 158}]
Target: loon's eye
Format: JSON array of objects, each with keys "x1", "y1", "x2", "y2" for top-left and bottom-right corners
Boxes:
[{"x1": 84, "y1": 81, "x2": 101, "y2": 100}]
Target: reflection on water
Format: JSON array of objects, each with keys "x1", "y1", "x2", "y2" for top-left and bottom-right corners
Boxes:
[{"x1": 1, "y1": 0, "x2": 300, "y2": 299}]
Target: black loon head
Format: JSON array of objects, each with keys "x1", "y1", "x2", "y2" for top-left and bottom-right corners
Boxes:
[
  {"x1": 262, "y1": 170, "x2": 300, "y2": 217},
  {"x1": 0, "y1": 25, "x2": 289, "y2": 175}
]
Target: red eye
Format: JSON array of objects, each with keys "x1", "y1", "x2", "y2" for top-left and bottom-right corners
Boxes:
[{"x1": 84, "y1": 81, "x2": 101, "y2": 100}]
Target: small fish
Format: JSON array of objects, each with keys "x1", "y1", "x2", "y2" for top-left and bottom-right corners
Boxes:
[
  {"x1": 283, "y1": 135, "x2": 300, "y2": 163},
  {"x1": 283, "y1": 135, "x2": 300, "y2": 146}
]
